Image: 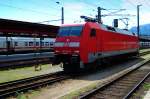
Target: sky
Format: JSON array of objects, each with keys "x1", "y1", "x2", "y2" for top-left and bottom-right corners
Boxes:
[{"x1": 0, "y1": 0, "x2": 150, "y2": 29}]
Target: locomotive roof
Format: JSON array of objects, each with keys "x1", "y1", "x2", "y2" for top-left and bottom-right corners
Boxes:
[
  {"x1": 61, "y1": 23, "x2": 84, "y2": 27},
  {"x1": 100, "y1": 24, "x2": 137, "y2": 36}
]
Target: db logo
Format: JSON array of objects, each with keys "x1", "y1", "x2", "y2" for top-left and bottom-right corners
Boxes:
[{"x1": 66, "y1": 39, "x2": 70, "y2": 42}]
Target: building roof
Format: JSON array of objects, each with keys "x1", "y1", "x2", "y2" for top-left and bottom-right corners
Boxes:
[{"x1": 0, "y1": 18, "x2": 59, "y2": 37}]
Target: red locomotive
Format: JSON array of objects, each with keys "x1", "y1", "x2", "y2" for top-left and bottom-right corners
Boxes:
[{"x1": 54, "y1": 21, "x2": 139, "y2": 72}]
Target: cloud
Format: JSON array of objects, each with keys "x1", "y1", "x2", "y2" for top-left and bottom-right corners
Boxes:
[{"x1": 62, "y1": 2, "x2": 88, "y2": 24}]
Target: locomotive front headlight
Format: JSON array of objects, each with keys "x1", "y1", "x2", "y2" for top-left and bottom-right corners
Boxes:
[
  {"x1": 54, "y1": 42, "x2": 64, "y2": 47},
  {"x1": 69, "y1": 42, "x2": 80, "y2": 47}
]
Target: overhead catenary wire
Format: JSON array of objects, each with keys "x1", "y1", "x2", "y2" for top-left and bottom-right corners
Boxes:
[
  {"x1": 0, "y1": 3, "x2": 59, "y2": 17},
  {"x1": 21, "y1": 0, "x2": 60, "y2": 11}
]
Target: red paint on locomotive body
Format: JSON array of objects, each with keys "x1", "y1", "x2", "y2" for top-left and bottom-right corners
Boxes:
[{"x1": 54, "y1": 22, "x2": 139, "y2": 70}]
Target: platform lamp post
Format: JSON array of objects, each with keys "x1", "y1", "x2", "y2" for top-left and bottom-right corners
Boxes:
[
  {"x1": 56, "y1": 1, "x2": 64, "y2": 24},
  {"x1": 137, "y1": 5, "x2": 142, "y2": 39}
]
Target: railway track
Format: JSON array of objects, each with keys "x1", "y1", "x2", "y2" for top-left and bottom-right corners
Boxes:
[
  {"x1": 0, "y1": 57, "x2": 52, "y2": 69},
  {"x1": 0, "y1": 49, "x2": 149, "y2": 69},
  {"x1": 0, "y1": 71, "x2": 70, "y2": 98},
  {"x1": 0, "y1": 52, "x2": 54, "y2": 69},
  {"x1": 79, "y1": 60, "x2": 150, "y2": 99},
  {"x1": 0, "y1": 50, "x2": 149, "y2": 98}
]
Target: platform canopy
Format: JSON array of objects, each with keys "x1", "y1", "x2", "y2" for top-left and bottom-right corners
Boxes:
[{"x1": 0, "y1": 18, "x2": 59, "y2": 38}]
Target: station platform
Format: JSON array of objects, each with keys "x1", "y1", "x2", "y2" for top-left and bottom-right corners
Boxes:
[
  {"x1": 0, "y1": 52, "x2": 54, "y2": 62},
  {"x1": 0, "y1": 64, "x2": 62, "y2": 84}
]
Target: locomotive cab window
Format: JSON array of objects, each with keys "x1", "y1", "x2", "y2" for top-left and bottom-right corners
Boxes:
[
  {"x1": 90, "y1": 28, "x2": 96, "y2": 37},
  {"x1": 58, "y1": 25, "x2": 83, "y2": 37}
]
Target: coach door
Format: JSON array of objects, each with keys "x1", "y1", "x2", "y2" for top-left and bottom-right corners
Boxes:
[{"x1": 6, "y1": 37, "x2": 13, "y2": 53}]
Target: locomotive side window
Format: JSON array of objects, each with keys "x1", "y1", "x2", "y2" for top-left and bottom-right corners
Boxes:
[{"x1": 90, "y1": 28, "x2": 96, "y2": 37}]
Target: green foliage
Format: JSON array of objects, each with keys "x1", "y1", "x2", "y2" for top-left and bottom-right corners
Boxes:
[
  {"x1": 143, "y1": 83, "x2": 150, "y2": 90},
  {"x1": 0, "y1": 64, "x2": 61, "y2": 83}
]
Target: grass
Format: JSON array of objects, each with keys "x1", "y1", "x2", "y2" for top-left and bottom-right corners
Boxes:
[
  {"x1": 60, "y1": 81, "x2": 100, "y2": 99},
  {"x1": 15, "y1": 90, "x2": 40, "y2": 99},
  {"x1": 0, "y1": 64, "x2": 62, "y2": 83},
  {"x1": 140, "y1": 49, "x2": 150, "y2": 53},
  {"x1": 143, "y1": 83, "x2": 150, "y2": 90}
]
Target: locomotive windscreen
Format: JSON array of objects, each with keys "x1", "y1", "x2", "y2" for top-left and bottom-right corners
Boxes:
[{"x1": 58, "y1": 26, "x2": 83, "y2": 37}]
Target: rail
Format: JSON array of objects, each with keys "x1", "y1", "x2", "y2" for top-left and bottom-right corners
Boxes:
[
  {"x1": 79, "y1": 59, "x2": 150, "y2": 99},
  {"x1": 0, "y1": 71, "x2": 70, "y2": 98}
]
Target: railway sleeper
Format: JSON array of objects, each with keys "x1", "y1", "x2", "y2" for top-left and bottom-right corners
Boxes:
[
  {"x1": 109, "y1": 86, "x2": 131, "y2": 89},
  {"x1": 117, "y1": 81, "x2": 138, "y2": 84},
  {"x1": 95, "y1": 92, "x2": 125, "y2": 97},
  {"x1": 100, "y1": 89, "x2": 128, "y2": 94},
  {"x1": 120, "y1": 77, "x2": 139, "y2": 81},
  {"x1": 112, "y1": 83, "x2": 134, "y2": 87}
]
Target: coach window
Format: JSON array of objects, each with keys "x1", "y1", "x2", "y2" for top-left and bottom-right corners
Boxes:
[
  {"x1": 25, "y1": 42, "x2": 28, "y2": 46},
  {"x1": 14, "y1": 42, "x2": 18, "y2": 46},
  {"x1": 41, "y1": 42, "x2": 44, "y2": 46},
  {"x1": 90, "y1": 28, "x2": 96, "y2": 37},
  {"x1": 29, "y1": 42, "x2": 33, "y2": 46},
  {"x1": 50, "y1": 42, "x2": 53, "y2": 46},
  {"x1": 36, "y1": 42, "x2": 39, "y2": 46},
  {"x1": 45, "y1": 42, "x2": 49, "y2": 46}
]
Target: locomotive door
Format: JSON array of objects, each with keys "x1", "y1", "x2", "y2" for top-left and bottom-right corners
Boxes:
[
  {"x1": 89, "y1": 28, "x2": 97, "y2": 51},
  {"x1": 88, "y1": 28, "x2": 98, "y2": 62}
]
